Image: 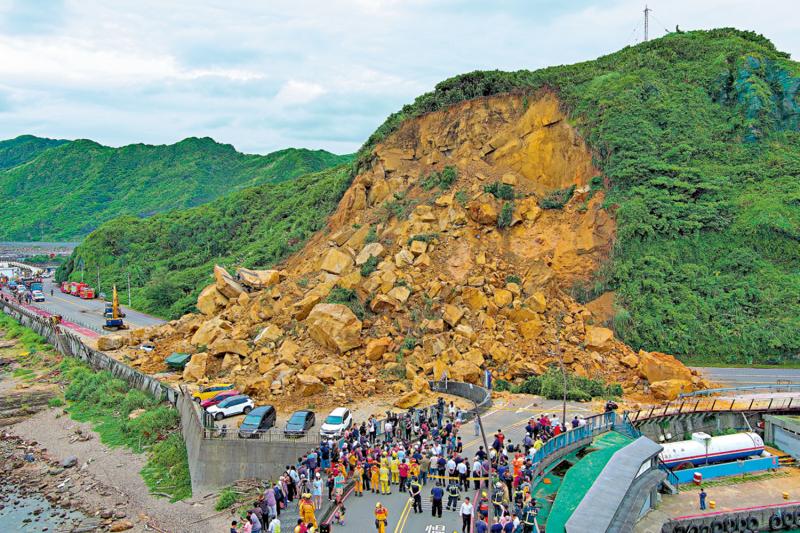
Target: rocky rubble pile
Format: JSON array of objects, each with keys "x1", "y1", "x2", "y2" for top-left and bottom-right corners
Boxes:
[
  {"x1": 0, "y1": 432, "x2": 133, "y2": 531},
  {"x1": 102, "y1": 92, "x2": 704, "y2": 409}
]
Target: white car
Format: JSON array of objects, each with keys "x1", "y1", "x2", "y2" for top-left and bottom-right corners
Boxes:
[
  {"x1": 32, "y1": 290, "x2": 45, "y2": 302},
  {"x1": 320, "y1": 407, "x2": 353, "y2": 438},
  {"x1": 206, "y1": 395, "x2": 254, "y2": 421},
  {"x1": 139, "y1": 342, "x2": 156, "y2": 353}
]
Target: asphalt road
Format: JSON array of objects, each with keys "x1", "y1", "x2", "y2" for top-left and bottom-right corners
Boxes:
[
  {"x1": 12, "y1": 278, "x2": 165, "y2": 332},
  {"x1": 692, "y1": 367, "x2": 800, "y2": 387},
  {"x1": 342, "y1": 394, "x2": 597, "y2": 533}
]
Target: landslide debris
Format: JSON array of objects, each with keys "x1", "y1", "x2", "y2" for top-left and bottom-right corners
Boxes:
[{"x1": 107, "y1": 92, "x2": 703, "y2": 409}]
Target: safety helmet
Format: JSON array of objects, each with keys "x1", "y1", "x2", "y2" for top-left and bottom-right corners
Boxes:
[
  {"x1": 375, "y1": 502, "x2": 382, "y2": 508},
  {"x1": 482, "y1": 491, "x2": 488, "y2": 497}
]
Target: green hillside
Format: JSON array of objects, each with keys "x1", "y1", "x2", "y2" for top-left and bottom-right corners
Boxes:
[
  {"x1": 359, "y1": 28, "x2": 799, "y2": 363},
  {"x1": 0, "y1": 136, "x2": 351, "y2": 240},
  {"x1": 57, "y1": 165, "x2": 351, "y2": 318},
  {"x1": 0, "y1": 135, "x2": 69, "y2": 170}
]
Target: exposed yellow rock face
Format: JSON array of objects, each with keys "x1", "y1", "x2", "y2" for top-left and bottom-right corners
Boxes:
[
  {"x1": 129, "y1": 91, "x2": 697, "y2": 411},
  {"x1": 488, "y1": 94, "x2": 596, "y2": 196}
]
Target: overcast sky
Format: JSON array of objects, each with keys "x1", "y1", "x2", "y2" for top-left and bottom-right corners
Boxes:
[{"x1": 0, "y1": 0, "x2": 797, "y2": 155}]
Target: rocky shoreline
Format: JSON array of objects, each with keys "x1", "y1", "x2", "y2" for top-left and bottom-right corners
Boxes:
[{"x1": 1, "y1": 431, "x2": 134, "y2": 532}]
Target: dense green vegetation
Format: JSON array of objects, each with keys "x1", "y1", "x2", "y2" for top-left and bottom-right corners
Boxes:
[
  {"x1": 0, "y1": 135, "x2": 68, "y2": 171},
  {"x1": 58, "y1": 165, "x2": 353, "y2": 318},
  {"x1": 495, "y1": 366, "x2": 623, "y2": 401},
  {"x1": 60, "y1": 358, "x2": 191, "y2": 501},
  {"x1": 358, "y1": 29, "x2": 800, "y2": 364},
  {"x1": 0, "y1": 135, "x2": 350, "y2": 240}
]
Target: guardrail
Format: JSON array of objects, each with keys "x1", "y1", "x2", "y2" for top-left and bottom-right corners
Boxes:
[
  {"x1": 203, "y1": 426, "x2": 324, "y2": 443},
  {"x1": 627, "y1": 395, "x2": 800, "y2": 423},
  {"x1": 530, "y1": 411, "x2": 617, "y2": 478},
  {"x1": 678, "y1": 384, "x2": 800, "y2": 398}
]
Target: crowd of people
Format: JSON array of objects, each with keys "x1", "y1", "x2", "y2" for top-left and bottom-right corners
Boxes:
[{"x1": 229, "y1": 398, "x2": 594, "y2": 533}]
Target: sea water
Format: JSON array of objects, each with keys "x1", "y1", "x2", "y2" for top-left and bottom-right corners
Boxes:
[{"x1": 0, "y1": 483, "x2": 90, "y2": 532}]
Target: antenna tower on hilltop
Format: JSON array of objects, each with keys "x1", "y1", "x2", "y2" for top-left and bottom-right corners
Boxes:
[{"x1": 644, "y1": 4, "x2": 652, "y2": 41}]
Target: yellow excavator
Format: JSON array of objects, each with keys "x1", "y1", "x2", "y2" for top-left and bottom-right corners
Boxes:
[{"x1": 102, "y1": 285, "x2": 128, "y2": 331}]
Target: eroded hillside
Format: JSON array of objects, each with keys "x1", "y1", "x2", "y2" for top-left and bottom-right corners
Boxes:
[{"x1": 106, "y1": 92, "x2": 702, "y2": 410}]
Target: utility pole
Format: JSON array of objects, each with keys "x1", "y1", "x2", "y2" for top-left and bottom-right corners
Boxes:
[
  {"x1": 475, "y1": 410, "x2": 494, "y2": 525},
  {"x1": 644, "y1": 4, "x2": 651, "y2": 41},
  {"x1": 126, "y1": 271, "x2": 132, "y2": 307},
  {"x1": 96, "y1": 266, "x2": 101, "y2": 294},
  {"x1": 554, "y1": 312, "x2": 567, "y2": 427}
]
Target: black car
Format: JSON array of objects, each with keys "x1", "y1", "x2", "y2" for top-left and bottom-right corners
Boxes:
[
  {"x1": 284, "y1": 410, "x2": 316, "y2": 437},
  {"x1": 238, "y1": 405, "x2": 277, "y2": 439}
]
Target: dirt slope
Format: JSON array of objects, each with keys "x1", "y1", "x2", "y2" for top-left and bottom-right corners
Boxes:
[{"x1": 106, "y1": 92, "x2": 702, "y2": 411}]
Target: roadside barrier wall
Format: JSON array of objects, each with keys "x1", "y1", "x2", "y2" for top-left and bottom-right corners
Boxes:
[{"x1": 0, "y1": 299, "x2": 175, "y2": 403}]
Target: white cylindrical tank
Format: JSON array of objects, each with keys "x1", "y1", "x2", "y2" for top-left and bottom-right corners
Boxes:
[{"x1": 659, "y1": 432, "x2": 764, "y2": 468}]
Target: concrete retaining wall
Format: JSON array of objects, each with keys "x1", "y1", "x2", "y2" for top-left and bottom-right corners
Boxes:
[
  {"x1": 661, "y1": 502, "x2": 800, "y2": 532},
  {"x1": 177, "y1": 386, "x2": 316, "y2": 492},
  {"x1": 636, "y1": 411, "x2": 762, "y2": 442}
]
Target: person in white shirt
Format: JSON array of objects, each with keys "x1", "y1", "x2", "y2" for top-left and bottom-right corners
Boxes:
[
  {"x1": 471, "y1": 459, "x2": 483, "y2": 490},
  {"x1": 268, "y1": 516, "x2": 281, "y2": 533},
  {"x1": 460, "y1": 497, "x2": 474, "y2": 533}
]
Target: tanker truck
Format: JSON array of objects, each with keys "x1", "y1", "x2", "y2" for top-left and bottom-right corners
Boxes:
[{"x1": 659, "y1": 431, "x2": 764, "y2": 469}]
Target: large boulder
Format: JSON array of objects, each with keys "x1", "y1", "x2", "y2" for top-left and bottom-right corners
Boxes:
[
  {"x1": 220, "y1": 353, "x2": 241, "y2": 372},
  {"x1": 305, "y1": 303, "x2": 363, "y2": 353},
  {"x1": 462, "y1": 287, "x2": 488, "y2": 311},
  {"x1": 355, "y1": 243, "x2": 385, "y2": 266},
  {"x1": 394, "y1": 391, "x2": 424, "y2": 409},
  {"x1": 196, "y1": 284, "x2": 228, "y2": 315},
  {"x1": 97, "y1": 335, "x2": 124, "y2": 351},
  {"x1": 585, "y1": 291, "x2": 615, "y2": 325},
  {"x1": 306, "y1": 363, "x2": 344, "y2": 384},
  {"x1": 467, "y1": 196, "x2": 498, "y2": 225},
  {"x1": 277, "y1": 339, "x2": 301, "y2": 364},
  {"x1": 584, "y1": 326, "x2": 614, "y2": 352},
  {"x1": 182, "y1": 353, "x2": 209, "y2": 381},
  {"x1": 442, "y1": 304, "x2": 464, "y2": 327},
  {"x1": 493, "y1": 288, "x2": 513, "y2": 308},
  {"x1": 638, "y1": 351, "x2": 693, "y2": 383},
  {"x1": 236, "y1": 268, "x2": 281, "y2": 289},
  {"x1": 209, "y1": 338, "x2": 250, "y2": 357},
  {"x1": 365, "y1": 337, "x2": 392, "y2": 361},
  {"x1": 651, "y1": 379, "x2": 692, "y2": 401},
  {"x1": 254, "y1": 324, "x2": 284, "y2": 345},
  {"x1": 320, "y1": 247, "x2": 353, "y2": 275},
  {"x1": 214, "y1": 265, "x2": 245, "y2": 299},
  {"x1": 295, "y1": 374, "x2": 326, "y2": 396},
  {"x1": 450, "y1": 360, "x2": 482, "y2": 384},
  {"x1": 190, "y1": 317, "x2": 228, "y2": 347}
]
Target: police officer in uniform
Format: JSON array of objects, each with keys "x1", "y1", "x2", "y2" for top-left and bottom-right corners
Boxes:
[
  {"x1": 446, "y1": 478, "x2": 461, "y2": 511},
  {"x1": 492, "y1": 482, "x2": 505, "y2": 518},
  {"x1": 522, "y1": 501, "x2": 538, "y2": 533},
  {"x1": 409, "y1": 476, "x2": 423, "y2": 514}
]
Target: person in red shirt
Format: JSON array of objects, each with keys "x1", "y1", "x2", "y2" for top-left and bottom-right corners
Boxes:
[
  {"x1": 553, "y1": 424, "x2": 562, "y2": 436},
  {"x1": 398, "y1": 459, "x2": 410, "y2": 493},
  {"x1": 496, "y1": 430, "x2": 505, "y2": 447}
]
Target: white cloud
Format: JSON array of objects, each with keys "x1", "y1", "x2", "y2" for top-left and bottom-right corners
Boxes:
[
  {"x1": 274, "y1": 80, "x2": 326, "y2": 106},
  {"x1": 0, "y1": 0, "x2": 797, "y2": 154}
]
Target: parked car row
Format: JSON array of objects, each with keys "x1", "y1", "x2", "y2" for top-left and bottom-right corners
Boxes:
[{"x1": 190, "y1": 384, "x2": 355, "y2": 439}]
